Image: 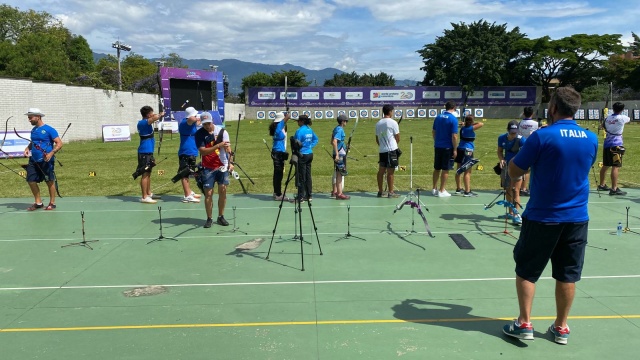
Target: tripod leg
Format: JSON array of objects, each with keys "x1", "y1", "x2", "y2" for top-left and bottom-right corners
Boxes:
[
  {"x1": 306, "y1": 200, "x2": 323, "y2": 256},
  {"x1": 266, "y1": 163, "x2": 295, "y2": 259},
  {"x1": 298, "y1": 197, "x2": 305, "y2": 271}
]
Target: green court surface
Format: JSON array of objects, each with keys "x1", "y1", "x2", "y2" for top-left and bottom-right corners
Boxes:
[{"x1": 0, "y1": 189, "x2": 639, "y2": 359}]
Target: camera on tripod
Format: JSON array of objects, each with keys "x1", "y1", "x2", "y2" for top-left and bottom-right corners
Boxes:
[
  {"x1": 132, "y1": 159, "x2": 156, "y2": 180},
  {"x1": 289, "y1": 136, "x2": 302, "y2": 165}
]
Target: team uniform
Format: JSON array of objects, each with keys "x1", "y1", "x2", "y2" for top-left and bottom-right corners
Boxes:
[
  {"x1": 177, "y1": 117, "x2": 199, "y2": 177},
  {"x1": 602, "y1": 113, "x2": 630, "y2": 167},
  {"x1": 293, "y1": 124, "x2": 318, "y2": 200},
  {"x1": 136, "y1": 119, "x2": 156, "y2": 174},
  {"x1": 518, "y1": 118, "x2": 539, "y2": 139},
  {"x1": 454, "y1": 125, "x2": 475, "y2": 165},
  {"x1": 271, "y1": 120, "x2": 288, "y2": 196},
  {"x1": 375, "y1": 117, "x2": 400, "y2": 168},
  {"x1": 195, "y1": 125, "x2": 230, "y2": 188},
  {"x1": 26, "y1": 124, "x2": 58, "y2": 183},
  {"x1": 332, "y1": 125, "x2": 347, "y2": 174},
  {"x1": 511, "y1": 119, "x2": 598, "y2": 283},
  {"x1": 498, "y1": 133, "x2": 526, "y2": 187},
  {"x1": 432, "y1": 112, "x2": 458, "y2": 170}
]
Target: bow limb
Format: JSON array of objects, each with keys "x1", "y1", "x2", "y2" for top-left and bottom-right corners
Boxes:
[
  {"x1": 415, "y1": 207, "x2": 433, "y2": 237},
  {"x1": 345, "y1": 117, "x2": 359, "y2": 156}
]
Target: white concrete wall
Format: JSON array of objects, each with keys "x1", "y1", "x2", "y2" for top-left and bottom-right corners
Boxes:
[{"x1": 0, "y1": 77, "x2": 157, "y2": 142}]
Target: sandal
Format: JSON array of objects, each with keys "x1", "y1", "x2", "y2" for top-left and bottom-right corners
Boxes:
[
  {"x1": 44, "y1": 203, "x2": 57, "y2": 210},
  {"x1": 27, "y1": 203, "x2": 44, "y2": 211}
]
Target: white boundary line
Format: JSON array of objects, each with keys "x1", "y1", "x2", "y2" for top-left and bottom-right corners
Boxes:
[{"x1": 1, "y1": 274, "x2": 638, "y2": 292}]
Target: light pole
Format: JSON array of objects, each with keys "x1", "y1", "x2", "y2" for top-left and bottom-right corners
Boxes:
[{"x1": 112, "y1": 40, "x2": 131, "y2": 90}]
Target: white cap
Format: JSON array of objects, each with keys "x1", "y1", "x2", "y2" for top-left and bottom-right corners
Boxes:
[
  {"x1": 25, "y1": 108, "x2": 45, "y2": 117},
  {"x1": 274, "y1": 112, "x2": 285, "y2": 122},
  {"x1": 185, "y1": 106, "x2": 198, "y2": 119}
]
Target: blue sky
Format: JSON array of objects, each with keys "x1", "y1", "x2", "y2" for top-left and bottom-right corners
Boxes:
[{"x1": 5, "y1": 0, "x2": 638, "y2": 81}]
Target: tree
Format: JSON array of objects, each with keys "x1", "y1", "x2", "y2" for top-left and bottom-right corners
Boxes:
[
  {"x1": 0, "y1": 5, "x2": 61, "y2": 44},
  {"x1": 417, "y1": 20, "x2": 525, "y2": 98},
  {"x1": 515, "y1": 34, "x2": 624, "y2": 100},
  {"x1": 324, "y1": 71, "x2": 360, "y2": 86},
  {"x1": 629, "y1": 32, "x2": 640, "y2": 56},
  {"x1": 6, "y1": 30, "x2": 72, "y2": 82},
  {"x1": 66, "y1": 34, "x2": 93, "y2": 74},
  {"x1": 121, "y1": 53, "x2": 157, "y2": 92},
  {"x1": 239, "y1": 70, "x2": 310, "y2": 101},
  {"x1": 323, "y1": 71, "x2": 395, "y2": 86},
  {"x1": 160, "y1": 52, "x2": 186, "y2": 68}
]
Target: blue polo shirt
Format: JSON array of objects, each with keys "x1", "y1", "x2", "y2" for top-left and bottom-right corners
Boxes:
[
  {"x1": 498, "y1": 133, "x2": 525, "y2": 163},
  {"x1": 512, "y1": 119, "x2": 598, "y2": 222},
  {"x1": 332, "y1": 125, "x2": 346, "y2": 155},
  {"x1": 178, "y1": 118, "x2": 199, "y2": 156},
  {"x1": 272, "y1": 121, "x2": 287, "y2": 152},
  {"x1": 30, "y1": 124, "x2": 58, "y2": 162},
  {"x1": 294, "y1": 125, "x2": 318, "y2": 155},
  {"x1": 458, "y1": 125, "x2": 475, "y2": 151},
  {"x1": 137, "y1": 119, "x2": 155, "y2": 154},
  {"x1": 432, "y1": 112, "x2": 458, "y2": 148}
]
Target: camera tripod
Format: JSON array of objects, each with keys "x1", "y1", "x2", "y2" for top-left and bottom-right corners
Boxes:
[
  {"x1": 266, "y1": 158, "x2": 323, "y2": 271},
  {"x1": 393, "y1": 136, "x2": 433, "y2": 237}
]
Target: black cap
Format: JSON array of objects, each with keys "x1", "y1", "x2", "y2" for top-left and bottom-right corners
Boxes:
[{"x1": 507, "y1": 120, "x2": 519, "y2": 131}]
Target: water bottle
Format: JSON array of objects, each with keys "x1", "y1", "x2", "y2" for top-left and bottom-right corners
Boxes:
[{"x1": 617, "y1": 222, "x2": 623, "y2": 236}]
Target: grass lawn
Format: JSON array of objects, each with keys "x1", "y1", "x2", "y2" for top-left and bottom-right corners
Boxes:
[{"x1": 1, "y1": 118, "x2": 639, "y2": 198}]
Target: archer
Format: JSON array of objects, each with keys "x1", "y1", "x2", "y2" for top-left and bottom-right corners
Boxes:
[{"x1": 135, "y1": 105, "x2": 165, "y2": 204}]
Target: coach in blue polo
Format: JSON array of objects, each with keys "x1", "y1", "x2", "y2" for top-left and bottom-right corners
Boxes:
[{"x1": 502, "y1": 87, "x2": 598, "y2": 345}]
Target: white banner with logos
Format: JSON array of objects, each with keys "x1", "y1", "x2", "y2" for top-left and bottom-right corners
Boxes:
[{"x1": 102, "y1": 125, "x2": 131, "y2": 142}]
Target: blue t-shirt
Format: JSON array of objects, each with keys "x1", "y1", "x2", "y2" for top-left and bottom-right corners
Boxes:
[
  {"x1": 137, "y1": 119, "x2": 155, "y2": 154},
  {"x1": 178, "y1": 118, "x2": 199, "y2": 156},
  {"x1": 498, "y1": 133, "x2": 525, "y2": 163},
  {"x1": 432, "y1": 112, "x2": 458, "y2": 148},
  {"x1": 272, "y1": 121, "x2": 287, "y2": 152},
  {"x1": 458, "y1": 125, "x2": 475, "y2": 151},
  {"x1": 332, "y1": 126, "x2": 346, "y2": 155},
  {"x1": 294, "y1": 125, "x2": 318, "y2": 155},
  {"x1": 512, "y1": 120, "x2": 598, "y2": 222},
  {"x1": 30, "y1": 124, "x2": 59, "y2": 162}
]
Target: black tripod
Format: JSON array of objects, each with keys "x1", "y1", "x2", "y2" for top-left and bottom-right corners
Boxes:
[
  {"x1": 217, "y1": 206, "x2": 248, "y2": 235},
  {"x1": 266, "y1": 159, "x2": 323, "y2": 271},
  {"x1": 336, "y1": 205, "x2": 366, "y2": 241},
  {"x1": 147, "y1": 206, "x2": 178, "y2": 244},
  {"x1": 62, "y1": 211, "x2": 99, "y2": 250}
]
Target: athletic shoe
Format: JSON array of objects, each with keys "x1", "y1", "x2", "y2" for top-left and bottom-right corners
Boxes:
[
  {"x1": 182, "y1": 195, "x2": 200, "y2": 203},
  {"x1": 455, "y1": 188, "x2": 464, "y2": 195},
  {"x1": 498, "y1": 214, "x2": 515, "y2": 220},
  {"x1": 204, "y1": 218, "x2": 213, "y2": 228},
  {"x1": 274, "y1": 194, "x2": 289, "y2": 201},
  {"x1": 432, "y1": 189, "x2": 438, "y2": 196},
  {"x1": 377, "y1": 192, "x2": 384, "y2": 198},
  {"x1": 463, "y1": 191, "x2": 478, "y2": 197},
  {"x1": 548, "y1": 324, "x2": 570, "y2": 345},
  {"x1": 520, "y1": 189, "x2": 530, "y2": 196},
  {"x1": 437, "y1": 190, "x2": 451, "y2": 198},
  {"x1": 330, "y1": 192, "x2": 337, "y2": 198},
  {"x1": 289, "y1": 196, "x2": 306, "y2": 203},
  {"x1": 513, "y1": 214, "x2": 523, "y2": 225},
  {"x1": 609, "y1": 188, "x2": 627, "y2": 196},
  {"x1": 387, "y1": 192, "x2": 400, "y2": 198},
  {"x1": 190, "y1": 191, "x2": 201, "y2": 199},
  {"x1": 217, "y1": 216, "x2": 229, "y2": 226},
  {"x1": 141, "y1": 196, "x2": 157, "y2": 204},
  {"x1": 503, "y1": 319, "x2": 534, "y2": 340},
  {"x1": 149, "y1": 193, "x2": 162, "y2": 200},
  {"x1": 336, "y1": 193, "x2": 350, "y2": 200},
  {"x1": 597, "y1": 184, "x2": 611, "y2": 191}
]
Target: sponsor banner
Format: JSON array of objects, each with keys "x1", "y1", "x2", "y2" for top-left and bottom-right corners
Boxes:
[
  {"x1": 257, "y1": 111, "x2": 266, "y2": 120},
  {"x1": 587, "y1": 109, "x2": 599, "y2": 120},
  {"x1": 324, "y1": 92, "x2": 341, "y2": 100},
  {"x1": 326, "y1": 110, "x2": 334, "y2": 119},
  {"x1": 314, "y1": 110, "x2": 323, "y2": 119},
  {"x1": 475, "y1": 109, "x2": 484, "y2": 118},
  {"x1": 359, "y1": 109, "x2": 369, "y2": 118},
  {"x1": 249, "y1": 86, "x2": 536, "y2": 107},
  {"x1": 102, "y1": 124, "x2": 131, "y2": 142},
  {"x1": 406, "y1": 109, "x2": 415, "y2": 118},
  {"x1": 371, "y1": 90, "x2": 415, "y2": 101},
  {"x1": 371, "y1": 109, "x2": 380, "y2": 118},
  {"x1": 417, "y1": 109, "x2": 427, "y2": 118},
  {"x1": 159, "y1": 120, "x2": 179, "y2": 133},
  {"x1": 428, "y1": 109, "x2": 438, "y2": 118},
  {"x1": 0, "y1": 131, "x2": 30, "y2": 158},
  {"x1": 633, "y1": 109, "x2": 640, "y2": 121},
  {"x1": 348, "y1": 110, "x2": 358, "y2": 119}
]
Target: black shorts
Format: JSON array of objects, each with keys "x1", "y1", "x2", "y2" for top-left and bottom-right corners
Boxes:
[
  {"x1": 26, "y1": 160, "x2": 55, "y2": 183},
  {"x1": 177, "y1": 155, "x2": 197, "y2": 178},
  {"x1": 379, "y1": 150, "x2": 399, "y2": 168},
  {"x1": 603, "y1": 146, "x2": 623, "y2": 167},
  {"x1": 434, "y1": 147, "x2": 453, "y2": 170},
  {"x1": 514, "y1": 218, "x2": 588, "y2": 283},
  {"x1": 454, "y1": 148, "x2": 473, "y2": 164},
  {"x1": 137, "y1": 153, "x2": 155, "y2": 173}
]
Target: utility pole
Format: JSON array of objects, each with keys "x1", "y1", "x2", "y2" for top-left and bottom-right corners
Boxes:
[{"x1": 112, "y1": 40, "x2": 132, "y2": 90}]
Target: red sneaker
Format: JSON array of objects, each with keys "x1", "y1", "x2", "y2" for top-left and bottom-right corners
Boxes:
[{"x1": 335, "y1": 193, "x2": 350, "y2": 200}]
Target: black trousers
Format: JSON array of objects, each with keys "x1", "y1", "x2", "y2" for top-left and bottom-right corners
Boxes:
[
  {"x1": 296, "y1": 153, "x2": 313, "y2": 199},
  {"x1": 272, "y1": 152, "x2": 286, "y2": 196}
]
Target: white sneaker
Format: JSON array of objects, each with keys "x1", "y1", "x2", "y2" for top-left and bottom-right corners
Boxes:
[
  {"x1": 190, "y1": 191, "x2": 201, "y2": 199},
  {"x1": 438, "y1": 190, "x2": 451, "y2": 198},
  {"x1": 182, "y1": 195, "x2": 200, "y2": 203},
  {"x1": 149, "y1": 193, "x2": 162, "y2": 200},
  {"x1": 141, "y1": 196, "x2": 157, "y2": 204},
  {"x1": 432, "y1": 189, "x2": 438, "y2": 196}
]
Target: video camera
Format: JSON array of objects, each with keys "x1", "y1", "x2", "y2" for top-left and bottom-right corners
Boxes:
[{"x1": 289, "y1": 136, "x2": 302, "y2": 165}]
